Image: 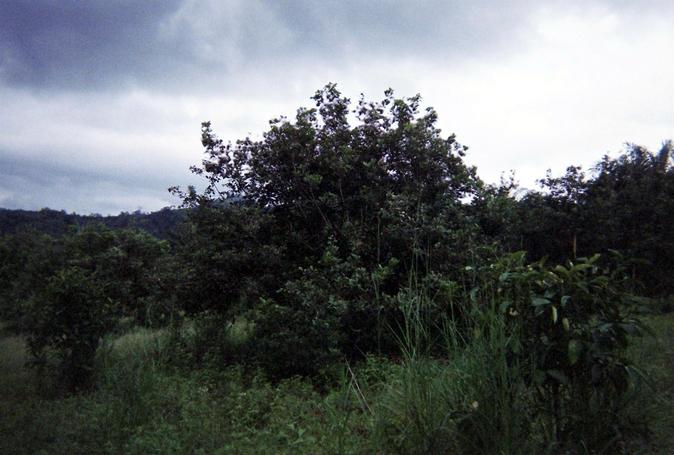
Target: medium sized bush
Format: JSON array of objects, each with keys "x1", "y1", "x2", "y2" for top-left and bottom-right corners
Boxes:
[
  {"x1": 15, "y1": 224, "x2": 174, "y2": 392},
  {"x1": 0, "y1": 232, "x2": 60, "y2": 333},
  {"x1": 490, "y1": 252, "x2": 647, "y2": 451},
  {"x1": 25, "y1": 267, "x2": 116, "y2": 391},
  {"x1": 248, "y1": 294, "x2": 343, "y2": 380}
]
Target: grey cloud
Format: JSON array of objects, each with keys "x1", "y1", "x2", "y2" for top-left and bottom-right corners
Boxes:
[
  {"x1": 266, "y1": 0, "x2": 530, "y2": 57},
  {"x1": 0, "y1": 153, "x2": 188, "y2": 214},
  {"x1": 0, "y1": 153, "x2": 174, "y2": 190},
  {"x1": 0, "y1": 0, "x2": 182, "y2": 89},
  {"x1": 3, "y1": 0, "x2": 672, "y2": 93},
  {"x1": 1, "y1": 0, "x2": 672, "y2": 215},
  {"x1": 1, "y1": 0, "x2": 535, "y2": 92}
]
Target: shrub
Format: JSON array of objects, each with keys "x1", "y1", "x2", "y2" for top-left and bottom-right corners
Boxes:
[
  {"x1": 25, "y1": 267, "x2": 116, "y2": 391},
  {"x1": 172, "y1": 85, "x2": 482, "y2": 372},
  {"x1": 490, "y1": 252, "x2": 647, "y2": 451}
]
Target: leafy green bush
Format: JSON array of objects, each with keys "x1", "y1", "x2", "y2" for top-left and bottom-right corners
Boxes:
[
  {"x1": 369, "y1": 251, "x2": 648, "y2": 453},
  {"x1": 25, "y1": 267, "x2": 115, "y2": 391},
  {"x1": 18, "y1": 224, "x2": 173, "y2": 391},
  {"x1": 172, "y1": 84, "x2": 482, "y2": 374},
  {"x1": 0, "y1": 231, "x2": 60, "y2": 332},
  {"x1": 65, "y1": 225, "x2": 172, "y2": 327},
  {"x1": 490, "y1": 253, "x2": 646, "y2": 451},
  {"x1": 514, "y1": 142, "x2": 674, "y2": 298},
  {"x1": 248, "y1": 242, "x2": 378, "y2": 379}
]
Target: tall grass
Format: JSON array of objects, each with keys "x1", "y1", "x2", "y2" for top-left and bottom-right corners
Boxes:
[
  {"x1": 369, "y1": 284, "x2": 535, "y2": 454},
  {"x1": 1, "y1": 282, "x2": 670, "y2": 453},
  {"x1": 625, "y1": 313, "x2": 674, "y2": 453}
]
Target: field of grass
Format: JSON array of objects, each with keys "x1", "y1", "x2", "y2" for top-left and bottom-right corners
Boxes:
[
  {"x1": 627, "y1": 313, "x2": 674, "y2": 454},
  {"x1": 0, "y1": 323, "x2": 372, "y2": 454},
  {"x1": 1, "y1": 313, "x2": 672, "y2": 454}
]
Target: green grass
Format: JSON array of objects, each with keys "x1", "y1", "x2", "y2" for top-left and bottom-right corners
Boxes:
[
  {"x1": 0, "y1": 329, "x2": 105, "y2": 454},
  {"x1": 0, "y1": 323, "x2": 372, "y2": 454},
  {"x1": 0, "y1": 313, "x2": 672, "y2": 454},
  {"x1": 0, "y1": 333, "x2": 33, "y2": 401},
  {"x1": 370, "y1": 314, "x2": 535, "y2": 454},
  {"x1": 627, "y1": 313, "x2": 674, "y2": 454}
]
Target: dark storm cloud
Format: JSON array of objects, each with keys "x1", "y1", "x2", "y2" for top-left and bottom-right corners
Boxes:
[
  {"x1": 0, "y1": 0, "x2": 182, "y2": 89},
  {"x1": 3, "y1": 0, "x2": 672, "y2": 92},
  {"x1": 1, "y1": 0, "x2": 672, "y2": 214},
  {"x1": 0, "y1": 0, "x2": 533, "y2": 91}
]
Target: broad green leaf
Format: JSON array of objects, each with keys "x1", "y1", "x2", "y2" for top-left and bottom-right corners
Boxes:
[
  {"x1": 561, "y1": 295, "x2": 571, "y2": 307},
  {"x1": 568, "y1": 339, "x2": 582, "y2": 365}
]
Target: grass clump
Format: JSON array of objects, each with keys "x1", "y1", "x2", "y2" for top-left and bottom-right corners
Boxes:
[
  {"x1": 370, "y1": 292, "x2": 534, "y2": 455},
  {"x1": 625, "y1": 313, "x2": 674, "y2": 454}
]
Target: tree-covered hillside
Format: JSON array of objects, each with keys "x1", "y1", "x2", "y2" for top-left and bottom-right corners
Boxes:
[{"x1": 0, "y1": 207, "x2": 186, "y2": 240}]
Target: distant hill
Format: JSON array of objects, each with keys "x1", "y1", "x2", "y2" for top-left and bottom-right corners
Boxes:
[{"x1": 0, "y1": 207, "x2": 187, "y2": 240}]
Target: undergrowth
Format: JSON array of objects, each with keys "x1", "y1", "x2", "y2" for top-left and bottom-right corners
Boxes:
[{"x1": 0, "y1": 309, "x2": 671, "y2": 454}]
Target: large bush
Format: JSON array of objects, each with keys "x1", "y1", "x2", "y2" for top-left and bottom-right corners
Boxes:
[{"x1": 173, "y1": 85, "x2": 482, "y2": 375}]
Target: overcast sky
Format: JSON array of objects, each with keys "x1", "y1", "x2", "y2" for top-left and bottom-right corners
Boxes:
[{"x1": 1, "y1": 0, "x2": 672, "y2": 214}]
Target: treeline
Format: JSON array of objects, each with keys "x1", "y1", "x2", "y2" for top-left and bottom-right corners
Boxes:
[
  {"x1": 0, "y1": 206, "x2": 186, "y2": 240},
  {"x1": 483, "y1": 142, "x2": 674, "y2": 297},
  {"x1": 1, "y1": 85, "x2": 673, "y2": 452}
]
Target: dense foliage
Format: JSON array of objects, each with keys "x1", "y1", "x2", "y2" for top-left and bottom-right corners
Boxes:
[
  {"x1": 514, "y1": 141, "x2": 674, "y2": 295},
  {"x1": 1, "y1": 225, "x2": 171, "y2": 390},
  {"x1": 172, "y1": 85, "x2": 484, "y2": 373},
  {"x1": 1, "y1": 85, "x2": 673, "y2": 452}
]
